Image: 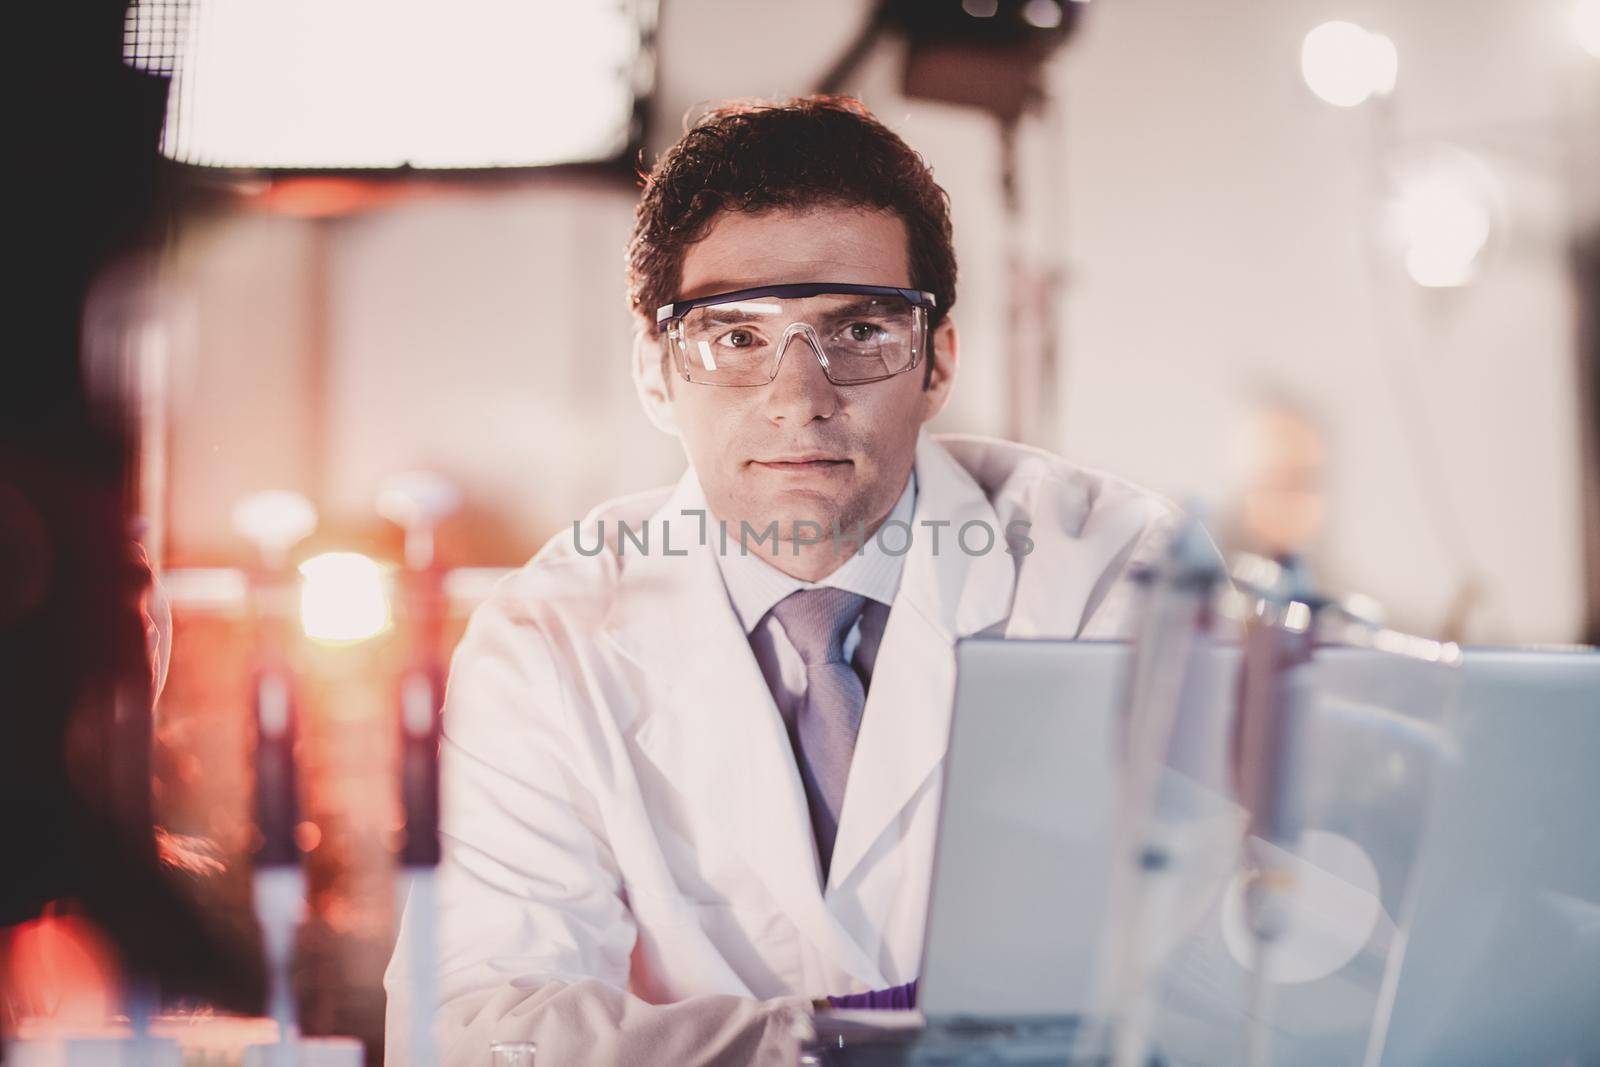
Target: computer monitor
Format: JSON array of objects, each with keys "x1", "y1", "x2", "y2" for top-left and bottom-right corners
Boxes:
[
  {"x1": 919, "y1": 638, "x2": 1243, "y2": 1023},
  {"x1": 918, "y1": 637, "x2": 1123, "y2": 1020}
]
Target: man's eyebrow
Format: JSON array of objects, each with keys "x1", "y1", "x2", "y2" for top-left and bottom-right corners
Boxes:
[
  {"x1": 679, "y1": 280, "x2": 742, "y2": 300},
  {"x1": 693, "y1": 305, "x2": 780, "y2": 327},
  {"x1": 815, "y1": 298, "x2": 898, "y2": 319}
]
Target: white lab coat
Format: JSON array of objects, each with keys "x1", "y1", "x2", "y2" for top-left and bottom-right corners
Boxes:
[{"x1": 385, "y1": 432, "x2": 1180, "y2": 1067}]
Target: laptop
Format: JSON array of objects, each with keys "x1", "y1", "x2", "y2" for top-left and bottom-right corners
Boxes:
[{"x1": 812, "y1": 638, "x2": 1243, "y2": 1061}]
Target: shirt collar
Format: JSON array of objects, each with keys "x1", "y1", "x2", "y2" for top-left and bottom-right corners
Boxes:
[{"x1": 713, "y1": 472, "x2": 917, "y2": 635}]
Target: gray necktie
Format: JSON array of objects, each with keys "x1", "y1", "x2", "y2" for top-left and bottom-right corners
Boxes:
[{"x1": 768, "y1": 586, "x2": 870, "y2": 880}]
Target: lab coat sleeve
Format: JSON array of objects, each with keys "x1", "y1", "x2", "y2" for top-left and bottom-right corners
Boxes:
[
  {"x1": 384, "y1": 587, "x2": 809, "y2": 1067},
  {"x1": 1074, "y1": 496, "x2": 1178, "y2": 640},
  {"x1": 1075, "y1": 496, "x2": 1231, "y2": 640}
]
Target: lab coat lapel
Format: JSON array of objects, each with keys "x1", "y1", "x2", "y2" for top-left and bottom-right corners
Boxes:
[
  {"x1": 827, "y1": 434, "x2": 1018, "y2": 892},
  {"x1": 606, "y1": 473, "x2": 885, "y2": 987}
]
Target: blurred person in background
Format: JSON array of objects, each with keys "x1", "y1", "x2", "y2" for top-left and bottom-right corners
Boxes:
[
  {"x1": 1223, "y1": 397, "x2": 1329, "y2": 565},
  {"x1": 385, "y1": 96, "x2": 1188, "y2": 1066}
]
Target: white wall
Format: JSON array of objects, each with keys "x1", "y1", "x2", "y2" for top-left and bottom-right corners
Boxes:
[{"x1": 162, "y1": 0, "x2": 1599, "y2": 642}]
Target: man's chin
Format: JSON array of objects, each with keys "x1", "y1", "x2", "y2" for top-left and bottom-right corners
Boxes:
[
  {"x1": 746, "y1": 502, "x2": 845, "y2": 537},
  {"x1": 714, "y1": 491, "x2": 849, "y2": 543}
]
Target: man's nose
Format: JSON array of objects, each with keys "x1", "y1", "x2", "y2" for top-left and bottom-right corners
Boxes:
[{"x1": 761, "y1": 329, "x2": 839, "y2": 424}]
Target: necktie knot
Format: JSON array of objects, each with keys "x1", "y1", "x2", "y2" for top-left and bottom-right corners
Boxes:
[{"x1": 768, "y1": 587, "x2": 868, "y2": 667}]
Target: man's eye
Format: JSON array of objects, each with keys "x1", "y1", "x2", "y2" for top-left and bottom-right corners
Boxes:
[
  {"x1": 719, "y1": 328, "x2": 758, "y2": 348},
  {"x1": 846, "y1": 322, "x2": 882, "y2": 343}
]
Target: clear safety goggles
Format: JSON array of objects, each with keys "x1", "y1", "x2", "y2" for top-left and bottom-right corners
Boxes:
[{"x1": 655, "y1": 282, "x2": 936, "y2": 387}]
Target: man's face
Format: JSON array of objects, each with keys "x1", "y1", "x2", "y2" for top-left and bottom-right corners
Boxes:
[{"x1": 659, "y1": 205, "x2": 956, "y2": 548}]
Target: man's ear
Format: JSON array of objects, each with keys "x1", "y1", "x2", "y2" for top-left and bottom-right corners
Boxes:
[
  {"x1": 920, "y1": 317, "x2": 959, "y2": 423},
  {"x1": 632, "y1": 327, "x2": 678, "y2": 436}
]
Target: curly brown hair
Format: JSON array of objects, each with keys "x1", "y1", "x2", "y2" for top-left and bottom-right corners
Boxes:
[{"x1": 625, "y1": 95, "x2": 958, "y2": 334}]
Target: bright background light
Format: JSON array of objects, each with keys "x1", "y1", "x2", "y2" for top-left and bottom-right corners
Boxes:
[
  {"x1": 1301, "y1": 21, "x2": 1399, "y2": 107},
  {"x1": 1396, "y1": 181, "x2": 1492, "y2": 287},
  {"x1": 1576, "y1": 0, "x2": 1600, "y2": 58},
  {"x1": 1022, "y1": 0, "x2": 1065, "y2": 30},
  {"x1": 151, "y1": 0, "x2": 649, "y2": 169},
  {"x1": 298, "y1": 552, "x2": 392, "y2": 643},
  {"x1": 1385, "y1": 146, "x2": 1500, "y2": 288}
]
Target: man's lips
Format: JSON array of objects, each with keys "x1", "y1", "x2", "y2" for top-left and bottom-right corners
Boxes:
[{"x1": 749, "y1": 454, "x2": 853, "y2": 472}]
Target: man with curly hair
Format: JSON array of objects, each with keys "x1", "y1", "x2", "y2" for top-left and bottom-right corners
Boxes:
[{"x1": 386, "y1": 96, "x2": 1180, "y2": 1065}]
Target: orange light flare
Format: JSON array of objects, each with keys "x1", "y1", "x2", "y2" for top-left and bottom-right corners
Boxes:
[
  {"x1": 0, "y1": 911, "x2": 122, "y2": 1027},
  {"x1": 298, "y1": 552, "x2": 393, "y2": 646},
  {"x1": 289, "y1": 552, "x2": 409, "y2": 959},
  {"x1": 253, "y1": 178, "x2": 409, "y2": 220}
]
